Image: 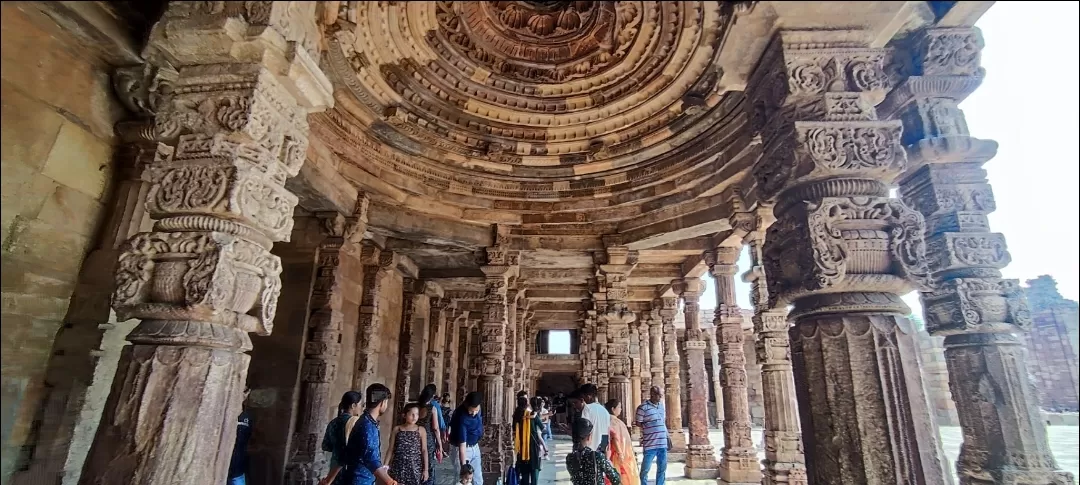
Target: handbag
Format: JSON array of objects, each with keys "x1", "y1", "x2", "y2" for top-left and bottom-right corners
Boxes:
[{"x1": 505, "y1": 465, "x2": 519, "y2": 485}]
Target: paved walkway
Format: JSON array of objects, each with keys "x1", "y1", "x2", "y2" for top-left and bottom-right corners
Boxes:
[{"x1": 434, "y1": 427, "x2": 1080, "y2": 485}]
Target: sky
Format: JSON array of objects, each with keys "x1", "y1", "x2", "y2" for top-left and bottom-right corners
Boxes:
[{"x1": 698, "y1": 1, "x2": 1080, "y2": 315}]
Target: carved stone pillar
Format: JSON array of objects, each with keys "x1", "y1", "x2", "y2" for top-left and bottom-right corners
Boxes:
[
  {"x1": 426, "y1": 298, "x2": 448, "y2": 395},
  {"x1": 648, "y1": 311, "x2": 665, "y2": 393},
  {"x1": 705, "y1": 249, "x2": 761, "y2": 485},
  {"x1": 478, "y1": 245, "x2": 518, "y2": 485},
  {"x1": 744, "y1": 223, "x2": 806, "y2": 485},
  {"x1": 285, "y1": 198, "x2": 369, "y2": 485},
  {"x1": 879, "y1": 27, "x2": 1073, "y2": 485},
  {"x1": 355, "y1": 245, "x2": 395, "y2": 392},
  {"x1": 598, "y1": 246, "x2": 637, "y2": 422},
  {"x1": 706, "y1": 328, "x2": 724, "y2": 430},
  {"x1": 747, "y1": 30, "x2": 950, "y2": 485},
  {"x1": 466, "y1": 323, "x2": 479, "y2": 393},
  {"x1": 396, "y1": 278, "x2": 426, "y2": 418},
  {"x1": 659, "y1": 297, "x2": 688, "y2": 461},
  {"x1": 82, "y1": 3, "x2": 333, "y2": 483},
  {"x1": 675, "y1": 279, "x2": 717, "y2": 479},
  {"x1": 596, "y1": 322, "x2": 610, "y2": 404},
  {"x1": 504, "y1": 288, "x2": 520, "y2": 422},
  {"x1": 629, "y1": 318, "x2": 645, "y2": 439},
  {"x1": 517, "y1": 306, "x2": 532, "y2": 395},
  {"x1": 444, "y1": 312, "x2": 463, "y2": 402},
  {"x1": 638, "y1": 316, "x2": 652, "y2": 404},
  {"x1": 630, "y1": 322, "x2": 642, "y2": 414}
]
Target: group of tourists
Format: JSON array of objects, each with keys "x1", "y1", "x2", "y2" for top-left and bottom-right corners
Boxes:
[
  {"x1": 562, "y1": 384, "x2": 670, "y2": 485},
  {"x1": 225, "y1": 382, "x2": 671, "y2": 485},
  {"x1": 313, "y1": 383, "x2": 455, "y2": 485}
]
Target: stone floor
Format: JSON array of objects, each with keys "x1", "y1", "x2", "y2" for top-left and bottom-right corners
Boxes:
[{"x1": 433, "y1": 427, "x2": 1080, "y2": 485}]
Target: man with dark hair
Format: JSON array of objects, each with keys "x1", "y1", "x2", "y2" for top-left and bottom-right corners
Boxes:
[
  {"x1": 449, "y1": 392, "x2": 485, "y2": 485},
  {"x1": 342, "y1": 384, "x2": 398, "y2": 485},
  {"x1": 635, "y1": 386, "x2": 669, "y2": 485},
  {"x1": 575, "y1": 384, "x2": 610, "y2": 453}
]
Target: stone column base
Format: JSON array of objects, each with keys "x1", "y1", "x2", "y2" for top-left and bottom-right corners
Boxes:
[
  {"x1": 479, "y1": 423, "x2": 506, "y2": 485},
  {"x1": 685, "y1": 445, "x2": 718, "y2": 478},
  {"x1": 718, "y1": 452, "x2": 762, "y2": 485}
]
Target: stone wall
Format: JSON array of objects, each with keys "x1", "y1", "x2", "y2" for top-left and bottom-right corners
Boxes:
[
  {"x1": 0, "y1": 3, "x2": 125, "y2": 481},
  {"x1": 376, "y1": 271, "x2": 405, "y2": 438}
]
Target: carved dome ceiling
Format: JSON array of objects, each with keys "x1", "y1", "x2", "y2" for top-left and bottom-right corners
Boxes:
[{"x1": 314, "y1": 1, "x2": 756, "y2": 224}]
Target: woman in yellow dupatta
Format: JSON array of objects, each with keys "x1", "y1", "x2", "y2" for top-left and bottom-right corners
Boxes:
[
  {"x1": 604, "y1": 399, "x2": 640, "y2": 485},
  {"x1": 513, "y1": 396, "x2": 549, "y2": 485}
]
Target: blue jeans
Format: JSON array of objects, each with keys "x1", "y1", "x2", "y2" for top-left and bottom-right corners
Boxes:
[
  {"x1": 640, "y1": 448, "x2": 667, "y2": 485},
  {"x1": 543, "y1": 421, "x2": 552, "y2": 441},
  {"x1": 227, "y1": 475, "x2": 246, "y2": 485}
]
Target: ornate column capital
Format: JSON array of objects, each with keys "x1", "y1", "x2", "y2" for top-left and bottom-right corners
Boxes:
[
  {"x1": 674, "y1": 278, "x2": 705, "y2": 301},
  {"x1": 745, "y1": 30, "x2": 934, "y2": 317},
  {"x1": 657, "y1": 297, "x2": 678, "y2": 321},
  {"x1": 704, "y1": 247, "x2": 740, "y2": 278}
]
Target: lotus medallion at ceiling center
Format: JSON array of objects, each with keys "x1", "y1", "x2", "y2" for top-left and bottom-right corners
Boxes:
[{"x1": 320, "y1": 1, "x2": 749, "y2": 208}]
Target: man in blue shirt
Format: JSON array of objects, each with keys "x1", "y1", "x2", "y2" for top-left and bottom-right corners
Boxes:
[
  {"x1": 448, "y1": 392, "x2": 485, "y2": 485},
  {"x1": 343, "y1": 383, "x2": 398, "y2": 485}
]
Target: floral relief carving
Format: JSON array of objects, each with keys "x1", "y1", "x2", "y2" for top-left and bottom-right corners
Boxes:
[
  {"x1": 919, "y1": 28, "x2": 984, "y2": 77},
  {"x1": 797, "y1": 196, "x2": 931, "y2": 293},
  {"x1": 920, "y1": 278, "x2": 1032, "y2": 335},
  {"x1": 925, "y1": 232, "x2": 1011, "y2": 273},
  {"x1": 113, "y1": 231, "x2": 281, "y2": 336},
  {"x1": 798, "y1": 123, "x2": 905, "y2": 174}
]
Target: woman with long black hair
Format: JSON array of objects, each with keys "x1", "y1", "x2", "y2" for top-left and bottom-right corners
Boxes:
[
  {"x1": 320, "y1": 391, "x2": 364, "y2": 485},
  {"x1": 512, "y1": 396, "x2": 548, "y2": 485}
]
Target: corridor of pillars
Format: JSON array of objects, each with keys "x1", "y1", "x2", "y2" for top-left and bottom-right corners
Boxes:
[{"x1": 53, "y1": 4, "x2": 1071, "y2": 485}]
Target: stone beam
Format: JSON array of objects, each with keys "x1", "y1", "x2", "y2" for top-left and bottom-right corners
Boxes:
[
  {"x1": 937, "y1": 1, "x2": 996, "y2": 27},
  {"x1": 434, "y1": 280, "x2": 486, "y2": 293},
  {"x1": 646, "y1": 237, "x2": 715, "y2": 252},
  {"x1": 680, "y1": 255, "x2": 708, "y2": 279},
  {"x1": 512, "y1": 235, "x2": 606, "y2": 251},
  {"x1": 526, "y1": 287, "x2": 593, "y2": 301},
  {"x1": 627, "y1": 287, "x2": 662, "y2": 302},
  {"x1": 420, "y1": 268, "x2": 486, "y2": 279},
  {"x1": 629, "y1": 265, "x2": 686, "y2": 285},
  {"x1": 367, "y1": 200, "x2": 493, "y2": 249},
  {"x1": 621, "y1": 206, "x2": 735, "y2": 250},
  {"x1": 533, "y1": 320, "x2": 584, "y2": 330},
  {"x1": 531, "y1": 301, "x2": 586, "y2": 312},
  {"x1": 520, "y1": 268, "x2": 595, "y2": 284}
]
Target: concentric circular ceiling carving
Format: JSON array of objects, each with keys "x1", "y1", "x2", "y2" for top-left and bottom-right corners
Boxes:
[{"x1": 316, "y1": 1, "x2": 751, "y2": 213}]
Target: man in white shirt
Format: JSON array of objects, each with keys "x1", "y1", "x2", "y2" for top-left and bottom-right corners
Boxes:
[{"x1": 571, "y1": 384, "x2": 611, "y2": 453}]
